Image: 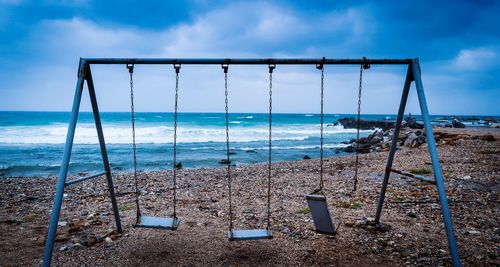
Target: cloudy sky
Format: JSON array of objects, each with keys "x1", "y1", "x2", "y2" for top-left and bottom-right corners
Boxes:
[{"x1": 0, "y1": 0, "x2": 498, "y2": 115}]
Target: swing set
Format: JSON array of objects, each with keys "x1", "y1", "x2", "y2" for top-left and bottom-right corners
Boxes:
[{"x1": 42, "y1": 58, "x2": 461, "y2": 267}]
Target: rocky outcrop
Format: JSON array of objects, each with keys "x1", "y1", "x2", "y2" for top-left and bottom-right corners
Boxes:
[
  {"x1": 451, "y1": 119, "x2": 465, "y2": 128},
  {"x1": 403, "y1": 116, "x2": 424, "y2": 129},
  {"x1": 337, "y1": 116, "x2": 424, "y2": 131},
  {"x1": 337, "y1": 128, "x2": 428, "y2": 153},
  {"x1": 336, "y1": 117, "x2": 394, "y2": 131}
]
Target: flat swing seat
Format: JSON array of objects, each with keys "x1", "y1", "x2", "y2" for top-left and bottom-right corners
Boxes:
[
  {"x1": 306, "y1": 194, "x2": 336, "y2": 235},
  {"x1": 134, "y1": 215, "x2": 180, "y2": 230},
  {"x1": 228, "y1": 229, "x2": 272, "y2": 241}
]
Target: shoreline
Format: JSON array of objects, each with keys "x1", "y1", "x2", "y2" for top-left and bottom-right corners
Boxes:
[{"x1": 0, "y1": 127, "x2": 499, "y2": 266}]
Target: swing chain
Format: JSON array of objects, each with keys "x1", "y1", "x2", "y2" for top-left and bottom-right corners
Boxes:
[
  {"x1": 316, "y1": 63, "x2": 325, "y2": 192},
  {"x1": 353, "y1": 61, "x2": 364, "y2": 191},
  {"x1": 222, "y1": 64, "x2": 233, "y2": 231},
  {"x1": 127, "y1": 64, "x2": 141, "y2": 220},
  {"x1": 267, "y1": 64, "x2": 275, "y2": 229},
  {"x1": 172, "y1": 64, "x2": 181, "y2": 218}
]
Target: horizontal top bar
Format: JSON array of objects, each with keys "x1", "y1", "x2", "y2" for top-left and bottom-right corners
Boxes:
[{"x1": 82, "y1": 58, "x2": 416, "y2": 65}]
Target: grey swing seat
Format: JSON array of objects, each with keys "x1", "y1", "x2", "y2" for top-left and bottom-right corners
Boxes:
[
  {"x1": 228, "y1": 229, "x2": 273, "y2": 241},
  {"x1": 134, "y1": 216, "x2": 180, "y2": 230},
  {"x1": 306, "y1": 194, "x2": 336, "y2": 235}
]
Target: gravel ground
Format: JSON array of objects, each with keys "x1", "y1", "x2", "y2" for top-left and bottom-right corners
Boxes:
[{"x1": 0, "y1": 128, "x2": 498, "y2": 266}]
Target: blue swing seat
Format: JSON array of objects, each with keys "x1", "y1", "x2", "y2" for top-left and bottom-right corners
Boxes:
[
  {"x1": 228, "y1": 229, "x2": 272, "y2": 241},
  {"x1": 134, "y1": 216, "x2": 180, "y2": 230}
]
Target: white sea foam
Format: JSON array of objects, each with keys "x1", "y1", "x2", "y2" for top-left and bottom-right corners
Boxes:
[
  {"x1": 0, "y1": 123, "x2": 371, "y2": 144},
  {"x1": 240, "y1": 144, "x2": 347, "y2": 150}
]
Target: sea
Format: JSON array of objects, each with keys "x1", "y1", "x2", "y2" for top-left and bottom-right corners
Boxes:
[{"x1": 0, "y1": 111, "x2": 495, "y2": 177}]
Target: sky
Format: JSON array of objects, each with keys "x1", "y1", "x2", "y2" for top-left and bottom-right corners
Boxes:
[{"x1": 0, "y1": 0, "x2": 498, "y2": 115}]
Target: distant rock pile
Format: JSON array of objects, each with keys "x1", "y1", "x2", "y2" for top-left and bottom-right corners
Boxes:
[
  {"x1": 337, "y1": 116, "x2": 424, "y2": 132},
  {"x1": 335, "y1": 117, "x2": 394, "y2": 131},
  {"x1": 448, "y1": 119, "x2": 465, "y2": 128},
  {"x1": 403, "y1": 116, "x2": 424, "y2": 129},
  {"x1": 337, "y1": 128, "x2": 428, "y2": 153}
]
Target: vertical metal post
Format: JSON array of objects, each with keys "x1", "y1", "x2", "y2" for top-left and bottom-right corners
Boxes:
[
  {"x1": 412, "y1": 59, "x2": 461, "y2": 266},
  {"x1": 85, "y1": 65, "x2": 123, "y2": 234},
  {"x1": 42, "y1": 59, "x2": 86, "y2": 267},
  {"x1": 374, "y1": 64, "x2": 413, "y2": 224}
]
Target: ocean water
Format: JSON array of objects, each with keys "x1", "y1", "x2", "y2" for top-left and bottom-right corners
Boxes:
[{"x1": 0, "y1": 111, "x2": 495, "y2": 177}]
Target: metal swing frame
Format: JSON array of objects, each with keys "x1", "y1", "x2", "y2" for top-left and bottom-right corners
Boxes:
[{"x1": 42, "y1": 57, "x2": 461, "y2": 267}]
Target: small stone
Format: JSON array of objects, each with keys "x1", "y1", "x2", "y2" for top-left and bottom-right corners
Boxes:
[
  {"x1": 376, "y1": 223, "x2": 391, "y2": 233},
  {"x1": 466, "y1": 230, "x2": 480, "y2": 235},
  {"x1": 175, "y1": 162, "x2": 183, "y2": 169},
  {"x1": 355, "y1": 217, "x2": 367, "y2": 227},
  {"x1": 345, "y1": 221, "x2": 354, "y2": 227},
  {"x1": 303, "y1": 155, "x2": 311, "y2": 160},
  {"x1": 58, "y1": 221, "x2": 67, "y2": 227},
  {"x1": 104, "y1": 237, "x2": 113, "y2": 243},
  {"x1": 462, "y1": 175, "x2": 472, "y2": 180},
  {"x1": 388, "y1": 241, "x2": 395, "y2": 246},
  {"x1": 406, "y1": 210, "x2": 417, "y2": 218},
  {"x1": 55, "y1": 234, "x2": 70, "y2": 242}
]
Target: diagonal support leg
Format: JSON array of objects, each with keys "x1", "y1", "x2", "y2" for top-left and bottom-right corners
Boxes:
[
  {"x1": 86, "y1": 65, "x2": 123, "y2": 234},
  {"x1": 375, "y1": 64, "x2": 413, "y2": 224},
  {"x1": 42, "y1": 59, "x2": 86, "y2": 267},
  {"x1": 412, "y1": 59, "x2": 460, "y2": 266}
]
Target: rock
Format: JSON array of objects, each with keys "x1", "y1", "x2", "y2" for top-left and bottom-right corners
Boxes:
[
  {"x1": 303, "y1": 155, "x2": 311, "y2": 160},
  {"x1": 355, "y1": 217, "x2": 368, "y2": 227},
  {"x1": 55, "y1": 234, "x2": 70, "y2": 242},
  {"x1": 68, "y1": 221, "x2": 83, "y2": 233},
  {"x1": 451, "y1": 119, "x2": 465, "y2": 128},
  {"x1": 404, "y1": 133, "x2": 418, "y2": 147},
  {"x1": 462, "y1": 175, "x2": 472, "y2": 180},
  {"x1": 175, "y1": 162, "x2": 183, "y2": 169},
  {"x1": 466, "y1": 230, "x2": 480, "y2": 235},
  {"x1": 376, "y1": 223, "x2": 392, "y2": 233},
  {"x1": 59, "y1": 243, "x2": 82, "y2": 251},
  {"x1": 404, "y1": 116, "x2": 424, "y2": 129},
  {"x1": 337, "y1": 117, "x2": 394, "y2": 131},
  {"x1": 345, "y1": 221, "x2": 354, "y2": 227},
  {"x1": 210, "y1": 196, "x2": 218, "y2": 202},
  {"x1": 416, "y1": 135, "x2": 426, "y2": 146},
  {"x1": 355, "y1": 143, "x2": 372, "y2": 153},
  {"x1": 218, "y1": 159, "x2": 230, "y2": 164},
  {"x1": 245, "y1": 150, "x2": 256, "y2": 153},
  {"x1": 406, "y1": 210, "x2": 417, "y2": 218},
  {"x1": 104, "y1": 237, "x2": 113, "y2": 243},
  {"x1": 58, "y1": 221, "x2": 67, "y2": 227}
]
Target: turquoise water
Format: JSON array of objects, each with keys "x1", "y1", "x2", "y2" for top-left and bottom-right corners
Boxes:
[{"x1": 0, "y1": 111, "x2": 495, "y2": 177}]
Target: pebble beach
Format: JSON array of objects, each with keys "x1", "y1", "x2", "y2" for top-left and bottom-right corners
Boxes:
[{"x1": 0, "y1": 127, "x2": 499, "y2": 266}]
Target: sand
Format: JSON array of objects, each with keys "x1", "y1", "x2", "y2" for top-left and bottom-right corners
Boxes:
[{"x1": 0, "y1": 127, "x2": 499, "y2": 266}]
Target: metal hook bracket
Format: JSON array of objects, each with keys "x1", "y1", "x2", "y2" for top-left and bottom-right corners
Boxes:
[
  {"x1": 222, "y1": 64, "x2": 229, "y2": 74},
  {"x1": 127, "y1": 64, "x2": 134, "y2": 73},
  {"x1": 174, "y1": 64, "x2": 181, "y2": 74},
  {"x1": 362, "y1": 57, "x2": 370, "y2": 69},
  {"x1": 268, "y1": 64, "x2": 276, "y2": 73}
]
